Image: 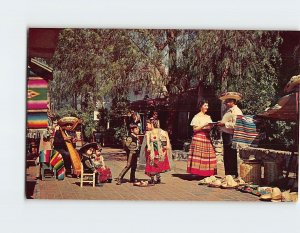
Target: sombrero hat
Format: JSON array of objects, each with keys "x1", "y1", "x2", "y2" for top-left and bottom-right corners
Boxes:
[
  {"x1": 284, "y1": 74, "x2": 300, "y2": 93},
  {"x1": 219, "y1": 92, "x2": 242, "y2": 101},
  {"x1": 271, "y1": 187, "x2": 282, "y2": 202},
  {"x1": 58, "y1": 116, "x2": 80, "y2": 126},
  {"x1": 79, "y1": 142, "x2": 98, "y2": 154},
  {"x1": 58, "y1": 117, "x2": 81, "y2": 130}
]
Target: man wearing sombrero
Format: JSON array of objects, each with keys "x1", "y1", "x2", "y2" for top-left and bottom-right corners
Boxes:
[{"x1": 217, "y1": 92, "x2": 243, "y2": 178}]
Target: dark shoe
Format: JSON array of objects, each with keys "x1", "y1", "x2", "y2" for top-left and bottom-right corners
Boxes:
[
  {"x1": 107, "y1": 179, "x2": 112, "y2": 183},
  {"x1": 96, "y1": 183, "x2": 103, "y2": 187},
  {"x1": 148, "y1": 179, "x2": 155, "y2": 185},
  {"x1": 155, "y1": 179, "x2": 161, "y2": 184},
  {"x1": 130, "y1": 179, "x2": 138, "y2": 183},
  {"x1": 116, "y1": 179, "x2": 122, "y2": 185}
]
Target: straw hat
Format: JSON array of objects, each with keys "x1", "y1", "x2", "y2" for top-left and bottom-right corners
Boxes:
[
  {"x1": 58, "y1": 116, "x2": 81, "y2": 130},
  {"x1": 260, "y1": 193, "x2": 272, "y2": 201},
  {"x1": 284, "y1": 74, "x2": 300, "y2": 93},
  {"x1": 219, "y1": 92, "x2": 242, "y2": 101},
  {"x1": 290, "y1": 192, "x2": 298, "y2": 202},
  {"x1": 271, "y1": 187, "x2": 282, "y2": 201},
  {"x1": 221, "y1": 175, "x2": 238, "y2": 188},
  {"x1": 58, "y1": 116, "x2": 80, "y2": 126},
  {"x1": 198, "y1": 176, "x2": 217, "y2": 185},
  {"x1": 208, "y1": 179, "x2": 222, "y2": 188},
  {"x1": 281, "y1": 190, "x2": 292, "y2": 202}
]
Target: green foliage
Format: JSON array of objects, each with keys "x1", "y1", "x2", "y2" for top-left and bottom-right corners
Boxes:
[
  {"x1": 55, "y1": 106, "x2": 97, "y2": 139},
  {"x1": 182, "y1": 30, "x2": 282, "y2": 115},
  {"x1": 48, "y1": 29, "x2": 296, "y2": 149},
  {"x1": 96, "y1": 107, "x2": 109, "y2": 132},
  {"x1": 55, "y1": 107, "x2": 78, "y2": 119},
  {"x1": 259, "y1": 121, "x2": 298, "y2": 150},
  {"x1": 113, "y1": 126, "x2": 128, "y2": 145},
  {"x1": 109, "y1": 96, "x2": 130, "y2": 119},
  {"x1": 50, "y1": 29, "x2": 151, "y2": 104}
]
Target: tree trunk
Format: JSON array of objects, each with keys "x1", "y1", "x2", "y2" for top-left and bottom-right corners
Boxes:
[
  {"x1": 197, "y1": 83, "x2": 204, "y2": 108},
  {"x1": 74, "y1": 92, "x2": 77, "y2": 110},
  {"x1": 166, "y1": 109, "x2": 176, "y2": 140},
  {"x1": 165, "y1": 30, "x2": 178, "y2": 140}
]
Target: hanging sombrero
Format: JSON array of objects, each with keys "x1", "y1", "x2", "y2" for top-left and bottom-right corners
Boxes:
[
  {"x1": 219, "y1": 92, "x2": 242, "y2": 101},
  {"x1": 284, "y1": 74, "x2": 300, "y2": 93}
]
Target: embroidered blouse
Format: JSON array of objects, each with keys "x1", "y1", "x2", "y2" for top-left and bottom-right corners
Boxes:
[{"x1": 190, "y1": 113, "x2": 213, "y2": 129}]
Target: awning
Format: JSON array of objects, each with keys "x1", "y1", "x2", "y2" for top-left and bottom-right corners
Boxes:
[
  {"x1": 28, "y1": 58, "x2": 53, "y2": 80},
  {"x1": 258, "y1": 74, "x2": 300, "y2": 122},
  {"x1": 28, "y1": 28, "x2": 61, "y2": 59},
  {"x1": 257, "y1": 92, "x2": 299, "y2": 121}
]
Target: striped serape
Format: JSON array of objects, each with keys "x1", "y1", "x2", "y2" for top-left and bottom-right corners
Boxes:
[
  {"x1": 232, "y1": 115, "x2": 261, "y2": 149},
  {"x1": 27, "y1": 112, "x2": 49, "y2": 129},
  {"x1": 39, "y1": 150, "x2": 51, "y2": 163},
  {"x1": 27, "y1": 77, "x2": 48, "y2": 110},
  {"x1": 39, "y1": 150, "x2": 65, "y2": 180}
]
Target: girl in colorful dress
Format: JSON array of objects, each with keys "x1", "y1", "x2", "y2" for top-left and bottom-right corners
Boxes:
[
  {"x1": 145, "y1": 119, "x2": 171, "y2": 184},
  {"x1": 187, "y1": 100, "x2": 217, "y2": 177},
  {"x1": 93, "y1": 148, "x2": 112, "y2": 183}
]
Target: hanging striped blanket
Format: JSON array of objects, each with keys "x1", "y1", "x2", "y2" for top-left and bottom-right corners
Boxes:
[
  {"x1": 39, "y1": 150, "x2": 65, "y2": 180},
  {"x1": 27, "y1": 112, "x2": 49, "y2": 129},
  {"x1": 232, "y1": 115, "x2": 261, "y2": 149},
  {"x1": 27, "y1": 77, "x2": 48, "y2": 110}
]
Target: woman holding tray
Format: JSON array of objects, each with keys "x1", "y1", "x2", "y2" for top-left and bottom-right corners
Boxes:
[{"x1": 187, "y1": 99, "x2": 217, "y2": 177}]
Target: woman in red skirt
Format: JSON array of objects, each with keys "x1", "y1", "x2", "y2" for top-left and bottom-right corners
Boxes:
[
  {"x1": 145, "y1": 119, "x2": 171, "y2": 184},
  {"x1": 187, "y1": 100, "x2": 217, "y2": 177}
]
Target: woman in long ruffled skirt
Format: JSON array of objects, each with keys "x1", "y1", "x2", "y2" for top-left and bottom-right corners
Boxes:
[{"x1": 187, "y1": 100, "x2": 217, "y2": 177}]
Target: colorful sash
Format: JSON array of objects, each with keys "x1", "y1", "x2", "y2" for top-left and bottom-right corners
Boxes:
[{"x1": 39, "y1": 150, "x2": 65, "y2": 180}]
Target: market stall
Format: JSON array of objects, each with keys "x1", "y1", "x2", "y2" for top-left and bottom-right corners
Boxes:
[{"x1": 240, "y1": 75, "x2": 299, "y2": 188}]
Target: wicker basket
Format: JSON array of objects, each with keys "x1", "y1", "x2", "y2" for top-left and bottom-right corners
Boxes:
[
  {"x1": 240, "y1": 160, "x2": 261, "y2": 185},
  {"x1": 263, "y1": 161, "x2": 280, "y2": 186}
]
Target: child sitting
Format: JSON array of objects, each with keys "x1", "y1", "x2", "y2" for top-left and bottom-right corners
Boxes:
[
  {"x1": 79, "y1": 142, "x2": 102, "y2": 186},
  {"x1": 92, "y1": 148, "x2": 112, "y2": 183}
]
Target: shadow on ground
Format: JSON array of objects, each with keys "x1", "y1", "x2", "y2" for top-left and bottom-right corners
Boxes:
[
  {"x1": 102, "y1": 154, "x2": 127, "y2": 161},
  {"x1": 172, "y1": 173, "x2": 205, "y2": 181}
]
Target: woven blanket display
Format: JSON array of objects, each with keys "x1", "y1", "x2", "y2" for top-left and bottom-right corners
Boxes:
[
  {"x1": 39, "y1": 150, "x2": 65, "y2": 180},
  {"x1": 27, "y1": 77, "x2": 48, "y2": 110},
  {"x1": 27, "y1": 112, "x2": 49, "y2": 129},
  {"x1": 232, "y1": 115, "x2": 261, "y2": 149}
]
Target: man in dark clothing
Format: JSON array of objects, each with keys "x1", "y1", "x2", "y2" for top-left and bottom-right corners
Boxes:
[{"x1": 116, "y1": 124, "x2": 140, "y2": 185}]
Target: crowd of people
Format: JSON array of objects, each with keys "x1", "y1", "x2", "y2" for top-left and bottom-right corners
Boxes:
[{"x1": 36, "y1": 91, "x2": 244, "y2": 187}]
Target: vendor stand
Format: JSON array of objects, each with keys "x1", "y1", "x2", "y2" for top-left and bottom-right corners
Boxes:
[{"x1": 241, "y1": 75, "x2": 299, "y2": 189}]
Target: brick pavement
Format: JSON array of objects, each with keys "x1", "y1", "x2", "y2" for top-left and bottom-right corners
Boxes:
[{"x1": 26, "y1": 147, "x2": 259, "y2": 201}]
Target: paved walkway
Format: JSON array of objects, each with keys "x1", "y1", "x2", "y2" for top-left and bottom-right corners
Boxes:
[{"x1": 26, "y1": 147, "x2": 259, "y2": 201}]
